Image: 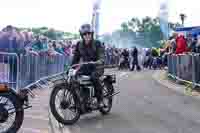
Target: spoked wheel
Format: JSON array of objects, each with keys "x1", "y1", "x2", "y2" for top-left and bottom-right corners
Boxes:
[
  {"x1": 99, "y1": 83, "x2": 113, "y2": 115},
  {"x1": 0, "y1": 93, "x2": 24, "y2": 133},
  {"x1": 50, "y1": 84, "x2": 80, "y2": 125}
]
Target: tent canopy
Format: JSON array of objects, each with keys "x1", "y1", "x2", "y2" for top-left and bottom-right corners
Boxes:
[{"x1": 175, "y1": 26, "x2": 200, "y2": 37}]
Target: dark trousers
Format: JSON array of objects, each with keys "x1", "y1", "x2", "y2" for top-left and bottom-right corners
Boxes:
[
  {"x1": 78, "y1": 64, "x2": 103, "y2": 102},
  {"x1": 131, "y1": 57, "x2": 140, "y2": 71}
]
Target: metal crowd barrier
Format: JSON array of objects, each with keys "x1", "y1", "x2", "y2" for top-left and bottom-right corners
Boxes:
[
  {"x1": 167, "y1": 53, "x2": 200, "y2": 87},
  {"x1": 0, "y1": 52, "x2": 19, "y2": 90},
  {"x1": 0, "y1": 51, "x2": 117, "y2": 91},
  {"x1": 0, "y1": 52, "x2": 70, "y2": 90}
]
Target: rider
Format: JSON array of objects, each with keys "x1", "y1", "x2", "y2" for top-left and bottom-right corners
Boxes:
[{"x1": 71, "y1": 24, "x2": 105, "y2": 108}]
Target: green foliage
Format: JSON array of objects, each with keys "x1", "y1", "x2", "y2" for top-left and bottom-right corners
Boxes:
[
  {"x1": 16, "y1": 26, "x2": 78, "y2": 40},
  {"x1": 118, "y1": 16, "x2": 180, "y2": 48},
  {"x1": 121, "y1": 22, "x2": 129, "y2": 32}
]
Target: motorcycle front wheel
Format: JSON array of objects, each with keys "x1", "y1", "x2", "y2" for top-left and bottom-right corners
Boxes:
[
  {"x1": 49, "y1": 84, "x2": 81, "y2": 125},
  {"x1": 0, "y1": 92, "x2": 24, "y2": 133}
]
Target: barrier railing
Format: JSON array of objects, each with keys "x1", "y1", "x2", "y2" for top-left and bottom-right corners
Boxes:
[
  {"x1": 167, "y1": 53, "x2": 200, "y2": 87},
  {"x1": 0, "y1": 52, "x2": 71, "y2": 90},
  {"x1": 0, "y1": 51, "x2": 118, "y2": 91},
  {"x1": 0, "y1": 52, "x2": 19, "y2": 90}
]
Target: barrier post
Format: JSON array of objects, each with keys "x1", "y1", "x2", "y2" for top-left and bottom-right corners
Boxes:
[{"x1": 192, "y1": 54, "x2": 197, "y2": 89}]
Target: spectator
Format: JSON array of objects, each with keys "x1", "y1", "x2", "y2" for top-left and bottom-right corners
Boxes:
[
  {"x1": 130, "y1": 46, "x2": 140, "y2": 71},
  {"x1": 187, "y1": 33, "x2": 193, "y2": 51},
  {"x1": 31, "y1": 36, "x2": 44, "y2": 52},
  {"x1": 196, "y1": 35, "x2": 200, "y2": 53},
  {"x1": 0, "y1": 25, "x2": 24, "y2": 88},
  {"x1": 52, "y1": 41, "x2": 57, "y2": 49},
  {"x1": 171, "y1": 32, "x2": 178, "y2": 53},
  {"x1": 0, "y1": 25, "x2": 24, "y2": 54},
  {"x1": 151, "y1": 47, "x2": 158, "y2": 57},
  {"x1": 48, "y1": 42, "x2": 60, "y2": 56},
  {"x1": 63, "y1": 44, "x2": 71, "y2": 56},
  {"x1": 175, "y1": 34, "x2": 188, "y2": 54},
  {"x1": 190, "y1": 37, "x2": 197, "y2": 53},
  {"x1": 55, "y1": 43, "x2": 65, "y2": 55}
]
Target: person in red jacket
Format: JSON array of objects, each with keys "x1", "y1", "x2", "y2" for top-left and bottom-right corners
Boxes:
[{"x1": 175, "y1": 34, "x2": 188, "y2": 54}]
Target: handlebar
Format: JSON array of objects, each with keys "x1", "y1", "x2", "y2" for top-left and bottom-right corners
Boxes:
[
  {"x1": 71, "y1": 61, "x2": 99, "y2": 68},
  {"x1": 65, "y1": 61, "x2": 106, "y2": 72}
]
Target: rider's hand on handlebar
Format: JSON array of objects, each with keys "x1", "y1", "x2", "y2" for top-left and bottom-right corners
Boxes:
[{"x1": 72, "y1": 64, "x2": 80, "y2": 68}]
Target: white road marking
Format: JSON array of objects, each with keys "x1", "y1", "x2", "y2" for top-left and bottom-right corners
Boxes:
[
  {"x1": 21, "y1": 128, "x2": 42, "y2": 133},
  {"x1": 62, "y1": 126, "x2": 72, "y2": 133},
  {"x1": 25, "y1": 115, "x2": 49, "y2": 121},
  {"x1": 118, "y1": 72, "x2": 128, "y2": 78}
]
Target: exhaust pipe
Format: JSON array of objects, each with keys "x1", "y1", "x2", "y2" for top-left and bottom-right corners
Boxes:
[{"x1": 104, "y1": 91, "x2": 120, "y2": 98}]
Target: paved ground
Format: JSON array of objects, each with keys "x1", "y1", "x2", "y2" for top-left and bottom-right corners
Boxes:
[
  {"x1": 52, "y1": 69, "x2": 200, "y2": 133},
  {"x1": 15, "y1": 69, "x2": 200, "y2": 133},
  {"x1": 18, "y1": 87, "x2": 51, "y2": 133}
]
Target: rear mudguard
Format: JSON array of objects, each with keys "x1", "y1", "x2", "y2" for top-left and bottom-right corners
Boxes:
[
  {"x1": 0, "y1": 89, "x2": 24, "y2": 108},
  {"x1": 0, "y1": 88, "x2": 18, "y2": 97}
]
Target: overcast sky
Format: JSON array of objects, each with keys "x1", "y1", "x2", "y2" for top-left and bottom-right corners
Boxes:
[{"x1": 0, "y1": 0, "x2": 198, "y2": 34}]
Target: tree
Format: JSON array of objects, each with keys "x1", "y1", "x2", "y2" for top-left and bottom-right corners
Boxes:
[
  {"x1": 12, "y1": 26, "x2": 81, "y2": 40},
  {"x1": 121, "y1": 22, "x2": 129, "y2": 32},
  {"x1": 43, "y1": 29, "x2": 65, "y2": 40},
  {"x1": 117, "y1": 16, "x2": 180, "y2": 48},
  {"x1": 32, "y1": 28, "x2": 42, "y2": 35}
]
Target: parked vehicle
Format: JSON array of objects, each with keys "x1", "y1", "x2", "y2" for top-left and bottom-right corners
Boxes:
[{"x1": 0, "y1": 83, "x2": 34, "y2": 133}]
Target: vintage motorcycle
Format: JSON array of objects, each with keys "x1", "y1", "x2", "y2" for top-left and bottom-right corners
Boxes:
[
  {"x1": 0, "y1": 83, "x2": 34, "y2": 133},
  {"x1": 50, "y1": 62, "x2": 119, "y2": 125}
]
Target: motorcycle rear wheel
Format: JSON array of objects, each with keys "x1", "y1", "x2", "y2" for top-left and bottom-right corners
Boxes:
[
  {"x1": 0, "y1": 92, "x2": 24, "y2": 133},
  {"x1": 99, "y1": 83, "x2": 114, "y2": 115}
]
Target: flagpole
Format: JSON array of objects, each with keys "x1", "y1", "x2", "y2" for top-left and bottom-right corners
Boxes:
[{"x1": 92, "y1": 0, "x2": 102, "y2": 39}]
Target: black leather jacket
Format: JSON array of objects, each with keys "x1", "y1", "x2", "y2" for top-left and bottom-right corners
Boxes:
[{"x1": 71, "y1": 40, "x2": 105, "y2": 74}]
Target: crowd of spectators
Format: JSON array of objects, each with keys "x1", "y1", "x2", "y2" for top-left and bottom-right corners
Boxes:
[
  {"x1": 0, "y1": 25, "x2": 77, "y2": 58},
  {"x1": 25, "y1": 36, "x2": 76, "y2": 57},
  {"x1": 164, "y1": 32, "x2": 200, "y2": 55},
  {"x1": 0, "y1": 25, "x2": 170, "y2": 68}
]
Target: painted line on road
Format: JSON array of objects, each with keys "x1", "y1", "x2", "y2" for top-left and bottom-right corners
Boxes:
[
  {"x1": 22, "y1": 128, "x2": 45, "y2": 133},
  {"x1": 118, "y1": 72, "x2": 128, "y2": 78},
  {"x1": 25, "y1": 115, "x2": 49, "y2": 121}
]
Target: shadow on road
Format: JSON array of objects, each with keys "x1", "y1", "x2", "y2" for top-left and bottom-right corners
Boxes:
[{"x1": 57, "y1": 112, "x2": 132, "y2": 132}]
